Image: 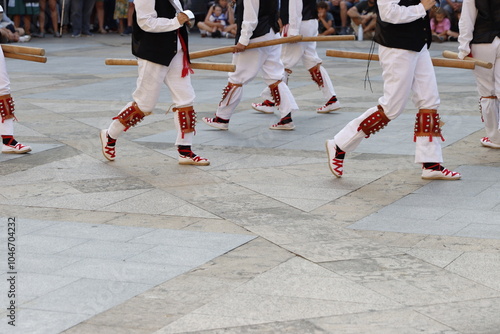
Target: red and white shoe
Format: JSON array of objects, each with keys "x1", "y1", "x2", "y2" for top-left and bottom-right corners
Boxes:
[
  {"x1": 269, "y1": 121, "x2": 295, "y2": 130},
  {"x1": 480, "y1": 137, "x2": 500, "y2": 149},
  {"x1": 202, "y1": 117, "x2": 229, "y2": 130},
  {"x1": 421, "y1": 166, "x2": 461, "y2": 180},
  {"x1": 99, "y1": 129, "x2": 116, "y2": 161},
  {"x1": 325, "y1": 139, "x2": 343, "y2": 177},
  {"x1": 2, "y1": 142, "x2": 32, "y2": 154},
  {"x1": 252, "y1": 100, "x2": 276, "y2": 114},
  {"x1": 317, "y1": 101, "x2": 341, "y2": 114},
  {"x1": 178, "y1": 154, "x2": 210, "y2": 166}
]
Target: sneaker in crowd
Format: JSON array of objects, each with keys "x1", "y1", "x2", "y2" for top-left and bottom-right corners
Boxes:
[
  {"x1": 202, "y1": 117, "x2": 229, "y2": 130},
  {"x1": 122, "y1": 26, "x2": 133, "y2": 35},
  {"x1": 18, "y1": 35, "x2": 31, "y2": 42},
  {"x1": 178, "y1": 154, "x2": 210, "y2": 166},
  {"x1": 251, "y1": 100, "x2": 276, "y2": 114},
  {"x1": 480, "y1": 137, "x2": 500, "y2": 149},
  {"x1": 2, "y1": 142, "x2": 31, "y2": 154},
  {"x1": 317, "y1": 100, "x2": 341, "y2": 113}
]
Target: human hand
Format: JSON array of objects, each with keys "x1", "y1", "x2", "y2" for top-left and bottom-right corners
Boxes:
[
  {"x1": 177, "y1": 12, "x2": 189, "y2": 25},
  {"x1": 421, "y1": 0, "x2": 436, "y2": 11},
  {"x1": 233, "y1": 43, "x2": 246, "y2": 53}
]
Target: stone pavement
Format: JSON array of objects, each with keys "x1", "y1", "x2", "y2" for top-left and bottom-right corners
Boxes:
[{"x1": 0, "y1": 33, "x2": 499, "y2": 334}]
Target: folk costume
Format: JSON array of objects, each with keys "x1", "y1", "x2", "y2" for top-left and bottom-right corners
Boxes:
[
  {"x1": 252, "y1": 0, "x2": 341, "y2": 114},
  {"x1": 0, "y1": 48, "x2": 31, "y2": 154},
  {"x1": 202, "y1": 0, "x2": 299, "y2": 130},
  {"x1": 326, "y1": 0, "x2": 461, "y2": 180},
  {"x1": 458, "y1": 0, "x2": 500, "y2": 148},
  {"x1": 100, "y1": 0, "x2": 209, "y2": 165}
]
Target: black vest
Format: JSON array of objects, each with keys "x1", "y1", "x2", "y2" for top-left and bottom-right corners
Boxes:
[
  {"x1": 131, "y1": 1, "x2": 189, "y2": 66},
  {"x1": 472, "y1": 0, "x2": 500, "y2": 44},
  {"x1": 280, "y1": 0, "x2": 317, "y2": 26},
  {"x1": 234, "y1": 0, "x2": 280, "y2": 44},
  {"x1": 302, "y1": 0, "x2": 318, "y2": 21},
  {"x1": 374, "y1": 0, "x2": 431, "y2": 52}
]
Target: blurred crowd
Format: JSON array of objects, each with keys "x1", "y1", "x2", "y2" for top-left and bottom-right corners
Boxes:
[
  {"x1": 0, "y1": 0, "x2": 463, "y2": 44},
  {"x1": 0, "y1": 0, "x2": 134, "y2": 43},
  {"x1": 193, "y1": 0, "x2": 462, "y2": 42}
]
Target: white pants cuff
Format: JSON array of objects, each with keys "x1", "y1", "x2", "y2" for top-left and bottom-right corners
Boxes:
[{"x1": 0, "y1": 118, "x2": 14, "y2": 136}]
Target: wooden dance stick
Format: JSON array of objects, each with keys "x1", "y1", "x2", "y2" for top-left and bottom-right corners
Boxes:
[
  {"x1": 189, "y1": 35, "x2": 303, "y2": 59},
  {"x1": 104, "y1": 58, "x2": 236, "y2": 72},
  {"x1": 1, "y1": 44, "x2": 45, "y2": 56},
  {"x1": 3, "y1": 52, "x2": 47, "y2": 63},
  {"x1": 326, "y1": 50, "x2": 476, "y2": 69},
  {"x1": 301, "y1": 35, "x2": 356, "y2": 42},
  {"x1": 442, "y1": 50, "x2": 493, "y2": 69}
]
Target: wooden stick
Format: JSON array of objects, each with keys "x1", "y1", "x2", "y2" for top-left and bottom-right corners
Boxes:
[
  {"x1": 301, "y1": 35, "x2": 356, "y2": 42},
  {"x1": 442, "y1": 50, "x2": 493, "y2": 69},
  {"x1": 1, "y1": 44, "x2": 45, "y2": 56},
  {"x1": 326, "y1": 50, "x2": 476, "y2": 69},
  {"x1": 104, "y1": 58, "x2": 236, "y2": 72},
  {"x1": 191, "y1": 62, "x2": 235, "y2": 72},
  {"x1": 189, "y1": 35, "x2": 303, "y2": 59},
  {"x1": 105, "y1": 58, "x2": 138, "y2": 66},
  {"x1": 3, "y1": 52, "x2": 47, "y2": 63}
]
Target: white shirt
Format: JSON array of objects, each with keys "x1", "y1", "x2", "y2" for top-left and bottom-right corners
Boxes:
[
  {"x1": 239, "y1": 0, "x2": 260, "y2": 45},
  {"x1": 376, "y1": 0, "x2": 427, "y2": 24},
  {"x1": 457, "y1": 0, "x2": 477, "y2": 59},
  {"x1": 288, "y1": 0, "x2": 302, "y2": 36},
  {"x1": 134, "y1": 0, "x2": 183, "y2": 33}
]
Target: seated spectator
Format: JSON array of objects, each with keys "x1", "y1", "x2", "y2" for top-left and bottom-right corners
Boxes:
[
  {"x1": 206, "y1": 4, "x2": 228, "y2": 38},
  {"x1": 430, "y1": 8, "x2": 451, "y2": 43},
  {"x1": 197, "y1": 0, "x2": 236, "y2": 38},
  {"x1": 7, "y1": 0, "x2": 39, "y2": 36},
  {"x1": 446, "y1": 9, "x2": 460, "y2": 41},
  {"x1": 0, "y1": 5, "x2": 30, "y2": 42},
  {"x1": 347, "y1": 0, "x2": 377, "y2": 40},
  {"x1": 328, "y1": 0, "x2": 355, "y2": 35},
  {"x1": 318, "y1": 1, "x2": 336, "y2": 36},
  {"x1": 441, "y1": 0, "x2": 462, "y2": 16}
]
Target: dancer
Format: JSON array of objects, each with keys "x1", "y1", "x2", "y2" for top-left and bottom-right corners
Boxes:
[
  {"x1": 458, "y1": 0, "x2": 500, "y2": 149},
  {"x1": 1, "y1": 46, "x2": 31, "y2": 154},
  {"x1": 325, "y1": 0, "x2": 461, "y2": 180},
  {"x1": 202, "y1": 0, "x2": 299, "y2": 130},
  {"x1": 252, "y1": 0, "x2": 342, "y2": 114},
  {"x1": 99, "y1": 0, "x2": 209, "y2": 165}
]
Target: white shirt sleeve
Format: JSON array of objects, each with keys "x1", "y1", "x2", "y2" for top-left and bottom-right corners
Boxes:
[
  {"x1": 134, "y1": 0, "x2": 182, "y2": 33},
  {"x1": 377, "y1": 0, "x2": 427, "y2": 24},
  {"x1": 238, "y1": 0, "x2": 260, "y2": 45},
  {"x1": 288, "y1": 0, "x2": 302, "y2": 36},
  {"x1": 457, "y1": 0, "x2": 477, "y2": 59}
]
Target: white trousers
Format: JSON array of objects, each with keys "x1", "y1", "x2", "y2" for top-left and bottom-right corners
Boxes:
[
  {"x1": 334, "y1": 45, "x2": 444, "y2": 163},
  {"x1": 471, "y1": 36, "x2": 500, "y2": 144},
  {"x1": 216, "y1": 30, "x2": 299, "y2": 120},
  {"x1": 0, "y1": 49, "x2": 14, "y2": 137},
  {"x1": 281, "y1": 19, "x2": 336, "y2": 100},
  {"x1": 108, "y1": 47, "x2": 196, "y2": 146}
]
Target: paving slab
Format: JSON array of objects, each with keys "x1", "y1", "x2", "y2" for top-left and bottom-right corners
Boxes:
[{"x1": 0, "y1": 34, "x2": 499, "y2": 334}]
